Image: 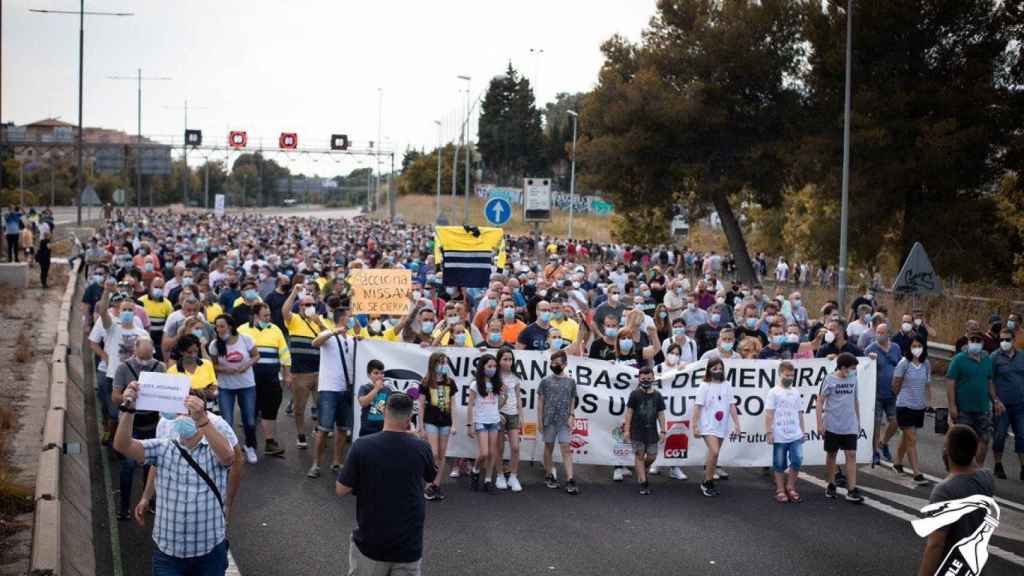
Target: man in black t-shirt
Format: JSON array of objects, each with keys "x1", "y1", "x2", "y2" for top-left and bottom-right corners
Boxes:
[{"x1": 337, "y1": 394, "x2": 437, "y2": 575}]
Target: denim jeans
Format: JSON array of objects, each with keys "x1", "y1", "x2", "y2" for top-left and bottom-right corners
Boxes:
[
  {"x1": 97, "y1": 376, "x2": 116, "y2": 421},
  {"x1": 119, "y1": 426, "x2": 155, "y2": 514},
  {"x1": 218, "y1": 386, "x2": 257, "y2": 448},
  {"x1": 772, "y1": 439, "x2": 804, "y2": 473},
  {"x1": 152, "y1": 540, "x2": 228, "y2": 576},
  {"x1": 993, "y1": 402, "x2": 1024, "y2": 454}
]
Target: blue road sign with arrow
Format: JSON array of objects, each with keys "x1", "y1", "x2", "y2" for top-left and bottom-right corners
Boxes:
[{"x1": 484, "y1": 196, "x2": 512, "y2": 226}]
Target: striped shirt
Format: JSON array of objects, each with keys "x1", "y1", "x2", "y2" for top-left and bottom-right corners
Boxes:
[
  {"x1": 286, "y1": 314, "x2": 333, "y2": 362},
  {"x1": 142, "y1": 437, "x2": 230, "y2": 558},
  {"x1": 239, "y1": 322, "x2": 292, "y2": 371}
]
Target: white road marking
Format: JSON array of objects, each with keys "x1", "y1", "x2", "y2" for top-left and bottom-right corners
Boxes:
[
  {"x1": 798, "y1": 471, "x2": 1024, "y2": 568},
  {"x1": 874, "y1": 460, "x2": 1024, "y2": 514},
  {"x1": 227, "y1": 550, "x2": 241, "y2": 575}
]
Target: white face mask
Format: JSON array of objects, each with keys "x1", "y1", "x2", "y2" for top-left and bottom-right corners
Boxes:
[
  {"x1": 911, "y1": 347, "x2": 924, "y2": 358},
  {"x1": 1001, "y1": 340, "x2": 1013, "y2": 352},
  {"x1": 902, "y1": 322, "x2": 913, "y2": 333},
  {"x1": 370, "y1": 320, "x2": 382, "y2": 333},
  {"x1": 824, "y1": 330, "x2": 837, "y2": 344},
  {"x1": 666, "y1": 353, "x2": 680, "y2": 366},
  {"x1": 304, "y1": 306, "x2": 316, "y2": 317}
]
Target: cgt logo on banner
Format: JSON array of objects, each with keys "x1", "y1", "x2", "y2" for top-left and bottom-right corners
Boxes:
[{"x1": 351, "y1": 340, "x2": 877, "y2": 467}]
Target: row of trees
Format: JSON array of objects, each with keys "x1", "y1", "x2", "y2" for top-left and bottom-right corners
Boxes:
[{"x1": 576, "y1": 0, "x2": 1024, "y2": 285}]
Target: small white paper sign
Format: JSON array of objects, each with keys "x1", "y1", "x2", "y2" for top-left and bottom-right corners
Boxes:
[{"x1": 136, "y1": 372, "x2": 190, "y2": 414}]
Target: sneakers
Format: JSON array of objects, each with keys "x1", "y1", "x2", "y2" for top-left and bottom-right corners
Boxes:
[
  {"x1": 881, "y1": 444, "x2": 892, "y2": 462},
  {"x1": 508, "y1": 474, "x2": 523, "y2": 492},
  {"x1": 700, "y1": 480, "x2": 717, "y2": 497},
  {"x1": 495, "y1": 474, "x2": 508, "y2": 490},
  {"x1": 621, "y1": 467, "x2": 633, "y2": 478},
  {"x1": 913, "y1": 474, "x2": 929, "y2": 485},
  {"x1": 566, "y1": 479, "x2": 579, "y2": 495},
  {"x1": 893, "y1": 463, "x2": 905, "y2": 475},
  {"x1": 669, "y1": 467, "x2": 688, "y2": 481},
  {"x1": 649, "y1": 464, "x2": 659, "y2": 475},
  {"x1": 424, "y1": 484, "x2": 440, "y2": 501},
  {"x1": 994, "y1": 462, "x2": 1007, "y2": 479},
  {"x1": 306, "y1": 464, "x2": 321, "y2": 479},
  {"x1": 449, "y1": 468, "x2": 461, "y2": 478},
  {"x1": 330, "y1": 463, "x2": 342, "y2": 472},
  {"x1": 264, "y1": 439, "x2": 285, "y2": 458},
  {"x1": 297, "y1": 434, "x2": 308, "y2": 449},
  {"x1": 845, "y1": 487, "x2": 865, "y2": 503},
  {"x1": 613, "y1": 467, "x2": 625, "y2": 482},
  {"x1": 706, "y1": 466, "x2": 728, "y2": 480},
  {"x1": 545, "y1": 474, "x2": 559, "y2": 489},
  {"x1": 835, "y1": 470, "x2": 848, "y2": 488},
  {"x1": 826, "y1": 482, "x2": 837, "y2": 499},
  {"x1": 244, "y1": 446, "x2": 258, "y2": 464},
  {"x1": 639, "y1": 481, "x2": 651, "y2": 496},
  {"x1": 471, "y1": 471, "x2": 480, "y2": 492},
  {"x1": 484, "y1": 481, "x2": 497, "y2": 495}
]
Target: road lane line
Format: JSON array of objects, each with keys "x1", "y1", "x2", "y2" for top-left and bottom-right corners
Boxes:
[
  {"x1": 873, "y1": 460, "x2": 1024, "y2": 514},
  {"x1": 798, "y1": 471, "x2": 1024, "y2": 568}
]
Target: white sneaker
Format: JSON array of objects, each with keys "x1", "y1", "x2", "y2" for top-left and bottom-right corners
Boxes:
[
  {"x1": 649, "y1": 464, "x2": 660, "y2": 475},
  {"x1": 621, "y1": 466, "x2": 632, "y2": 477},
  {"x1": 669, "y1": 467, "x2": 688, "y2": 480},
  {"x1": 244, "y1": 446, "x2": 258, "y2": 464},
  {"x1": 449, "y1": 468, "x2": 460, "y2": 478},
  {"x1": 508, "y1": 474, "x2": 523, "y2": 492},
  {"x1": 716, "y1": 467, "x2": 729, "y2": 480},
  {"x1": 495, "y1": 475, "x2": 508, "y2": 490},
  {"x1": 613, "y1": 467, "x2": 625, "y2": 482}
]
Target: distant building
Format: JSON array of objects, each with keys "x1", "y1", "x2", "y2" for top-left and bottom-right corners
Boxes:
[{"x1": 2, "y1": 117, "x2": 168, "y2": 169}]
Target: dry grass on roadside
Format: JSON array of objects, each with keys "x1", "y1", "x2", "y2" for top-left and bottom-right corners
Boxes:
[{"x1": 12, "y1": 330, "x2": 32, "y2": 364}]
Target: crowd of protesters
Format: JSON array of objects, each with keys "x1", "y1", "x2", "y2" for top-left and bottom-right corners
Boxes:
[{"x1": 74, "y1": 209, "x2": 1022, "y2": 575}]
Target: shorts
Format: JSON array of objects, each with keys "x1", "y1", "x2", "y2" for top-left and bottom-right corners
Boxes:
[
  {"x1": 474, "y1": 422, "x2": 500, "y2": 433},
  {"x1": 501, "y1": 414, "x2": 521, "y2": 432},
  {"x1": 874, "y1": 397, "x2": 897, "y2": 423},
  {"x1": 542, "y1": 424, "x2": 571, "y2": 445},
  {"x1": 772, "y1": 440, "x2": 804, "y2": 472},
  {"x1": 317, "y1": 390, "x2": 353, "y2": 432},
  {"x1": 290, "y1": 354, "x2": 320, "y2": 375},
  {"x1": 824, "y1": 431, "x2": 858, "y2": 453},
  {"x1": 423, "y1": 423, "x2": 451, "y2": 437},
  {"x1": 254, "y1": 371, "x2": 283, "y2": 420},
  {"x1": 896, "y1": 407, "x2": 925, "y2": 429},
  {"x1": 955, "y1": 411, "x2": 993, "y2": 444},
  {"x1": 631, "y1": 440, "x2": 658, "y2": 456}
]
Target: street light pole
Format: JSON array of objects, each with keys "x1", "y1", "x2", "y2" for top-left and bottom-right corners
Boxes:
[
  {"x1": 107, "y1": 69, "x2": 171, "y2": 212},
  {"x1": 567, "y1": 110, "x2": 578, "y2": 239},
  {"x1": 434, "y1": 120, "x2": 443, "y2": 222},
  {"x1": 31, "y1": 3, "x2": 134, "y2": 225},
  {"x1": 837, "y1": 0, "x2": 854, "y2": 312},
  {"x1": 458, "y1": 75, "x2": 471, "y2": 225}
]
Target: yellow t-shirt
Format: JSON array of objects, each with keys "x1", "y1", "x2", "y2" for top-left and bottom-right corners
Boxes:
[
  {"x1": 205, "y1": 303, "x2": 225, "y2": 323},
  {"x1": 167, "y1": 359, "x2": 218, "y2": 391},
  {"x1": 550, "y1": 318, "x2": 580, "y2": 343},
  {"x1": 358, "y1": 326, "x2": 400, "y2": 342},
  {"x1": 139, "y1": 295, "x2": 174, "y2": 329}
]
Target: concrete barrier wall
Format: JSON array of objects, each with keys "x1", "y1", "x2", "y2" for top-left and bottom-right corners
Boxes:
[{"x1": 29, "y1": 260, "x2": 79, "y2": 576}]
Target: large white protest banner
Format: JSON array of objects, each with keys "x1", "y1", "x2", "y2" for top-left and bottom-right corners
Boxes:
[{"x1": 352, "y1": 340, "x2": 876, "y2": 467}]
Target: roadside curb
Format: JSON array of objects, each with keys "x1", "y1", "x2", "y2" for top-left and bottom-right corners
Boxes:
[{"x1": 28, "y1": 260, "x2": 78, "y2": 575}]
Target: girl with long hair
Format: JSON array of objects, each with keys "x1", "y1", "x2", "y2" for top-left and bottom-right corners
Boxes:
[
  {"x1": 466, "y1": 353, "x2": 503, "y2": 493},
  {"x1": 417, "y1": 352, "x2": 458, "y2": 501},
  {"x1": 495, "y1": 348, "x2": 525, "y2": 492}
]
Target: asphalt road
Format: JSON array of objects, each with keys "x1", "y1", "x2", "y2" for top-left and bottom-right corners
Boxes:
[{"x1": 104, "y1": 381, "x2": 1024, "y2": 576}]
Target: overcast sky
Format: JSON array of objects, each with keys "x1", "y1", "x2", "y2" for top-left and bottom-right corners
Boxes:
[{"x1": 3, "y1": 0, "x2": 655, "y2": 177}]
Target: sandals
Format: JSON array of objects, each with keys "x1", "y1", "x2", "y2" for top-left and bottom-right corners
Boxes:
[
  {"x1": 787, "y1": 488, "x2": 802, "y2": 503},
  {"x1": 775, "y1": 490, "x2": 789, "y2": 503}
]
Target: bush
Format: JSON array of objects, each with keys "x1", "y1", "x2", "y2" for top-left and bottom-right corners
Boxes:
[{"x1": 0, "y1": 189, "x2": 39, "y2": 207}]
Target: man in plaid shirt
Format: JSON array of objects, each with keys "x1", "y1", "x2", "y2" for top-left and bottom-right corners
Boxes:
[{"x1": 115, "y1": 383, "x2": 236, "y2": 575}]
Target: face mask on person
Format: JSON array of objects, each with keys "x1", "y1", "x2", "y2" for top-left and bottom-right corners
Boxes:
[
  {"x1": 792, "y1": 299, "x2": 802, "y2": 308},
  {"x1": 911, "y1": 346, "x2": 924, "y2": 358},
  {"x1": 434, "y1": 364, "x2": 448, "y2": 376},
  {"x1": 152, "y1": 288, "x2": 164, "y2": 299},
  {"x1": 877, "y1": 334, "x2": 890, "y2": 345},
  {"x1": 550, "y1": 362, "x2": 565, "y2": 375},
  {"x1": 488, "y1": 332, "x2": 502, "y2": 345},
  {"x1": 708, "y1": 368, "x2": 725, "y2": 382},
  {"x1": 686, "y1": 302, "x2": 695, "y2": 311},
  {"x1": 672, "y1": 327, "x2": 685, "y2": 338},
  {"x1": 618, "y1": 338, "x2": 634, "y2": 353},
  {"x1": 1000, "y1": 340, "x2": 1013, "y2": 352},
  {"x1": 716, "y1": 297, "x2": 726, "y2": 305},
  {"x1": 710, "y1": 313, "x2": 721, "y2": 324},
  {"x1": 901, "y1": 322, "x2": 913, "y2": 333},
  {"x1": 766, "y1": 314, "x2": 776, "y2": 325},
  {"x1": 745, "y1": 318, "x2": 757, "y2": 329},
  {"x1": 1008, "y1": 320, "x2": 1017, "y2": 331},
  {"x1": 144, "y1": 262, "x2": 154, "y2": 272},
  {"x1": 772, "y1": 335, "x2": 786, "y2": 346},
  {"x1": 666, "y1": 353, "x2": 680, "y2": 366},
  {"x1": 786, "y1": 333, "x2": 800, "y2": 344},
  {"x1": 369, "y1": 320, "x2": 382, "y2": 333},
  {"x1": 484, "y1": 367, "x2": 496, "y2": 378},
  {"x1": 914, "y1": 318, "x2": 923, "y2": 327},
  {"x1": 967, "y1": 342, "x2": 983, "y2": 354},
  {"x1": 824, "y1": 331, "x2": 837, "y2": 344},
  {"x1": 639, "y1": 378, "x2": 653, "y2": 390},
  {"x1": 720, "y1": 340, "x2": 734, "y2": 352},
  {"x1": 675, "y1": 287, "x2": 684, "y2": 296},
  {"x1": 502, "y1": 307, "x2": 516, "y2": 321},
  {"x1": 258, "y1": 321, "x2": 271, "y2": 330},
  {"x1": 182, "y1": 277, "x2": 194, "y2": 287},
  {"x1": 609, "y1": 294, "x2": 620, "y2": 305},
  {"x1": 781, "y1": 377, "x2": 794, "y2": 388},
  {"x1": 540, "y1": 311, "x2": 552, "y2": 323},
  {"x1": 421, "y1": 321, "x2": 434, "y2": 334},
  {"x1": 243, "y1": 289, "x2": 258, "y2": 301},
  {"x1": 119, "y1": 310, "x2": 134, "y2": 324},
  {"x1": 172, "y1": 417, "x2": 198, "y2": 439},
  {"x1": 453, "y1": 333, "x2": 467, "y2": 346}
]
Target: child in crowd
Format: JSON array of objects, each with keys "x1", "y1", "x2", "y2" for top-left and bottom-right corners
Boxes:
[
  {"x1": 692, "y1": 357, "x2": 741, "y2": 497},
  {"x1": 467, "y1": 353, "x2": 503, "y2": 493},
  {"x1": 766, "y1": 361, "x2": 805, "y2": 503},
  {"x1": 624, "y1": 365, "x2": 666, "y2": 495}
]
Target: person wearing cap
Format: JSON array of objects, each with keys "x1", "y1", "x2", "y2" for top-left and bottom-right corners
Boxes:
[{"x1": 946, "y1": 330, "x2": 1002, "y2": 466}]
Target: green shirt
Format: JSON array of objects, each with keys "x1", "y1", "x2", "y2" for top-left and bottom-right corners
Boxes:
[{"x1": 946, "y1": 351, "x2": 994, "y2": 413}]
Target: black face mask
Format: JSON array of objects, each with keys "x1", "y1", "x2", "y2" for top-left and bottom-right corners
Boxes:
[{"x1": 550, "y1": 363, "x2": 565, "y2": 375}]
